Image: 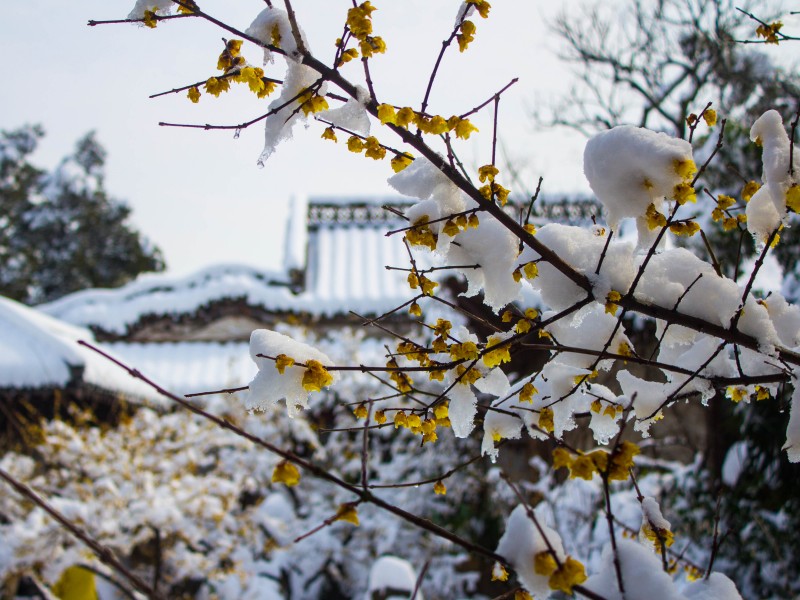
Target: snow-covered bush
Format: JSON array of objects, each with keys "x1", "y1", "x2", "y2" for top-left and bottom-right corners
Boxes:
[{"x1": 3, "y1": 1, "x2": 800, "y2": 598}]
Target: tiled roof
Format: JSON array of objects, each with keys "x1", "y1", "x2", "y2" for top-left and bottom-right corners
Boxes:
[
  {"x1": 0, "y1": 295, "x2": 157, "y2": 400},
  {"x1": 39, "y1": 197, "x2": 425, "y2": 336}
]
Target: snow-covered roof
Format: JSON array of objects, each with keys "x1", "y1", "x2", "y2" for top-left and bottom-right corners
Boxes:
[
  {"x1": 104, "y1": 341, "x2": 255, "y2": 399},
  {"x1": 39, "y1": 197, "x2": 426, "y2": 338},
  {"x1": 37, "y1": 195, "x2": 601, "y2": 339},
  {"x1": 0, "y1": 295, "x2": 157, "y2": 401}
]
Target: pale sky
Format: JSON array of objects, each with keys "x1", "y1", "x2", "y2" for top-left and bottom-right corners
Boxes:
[{"x1": 1, "y1": 1, "x2": 641, "y2": 276}]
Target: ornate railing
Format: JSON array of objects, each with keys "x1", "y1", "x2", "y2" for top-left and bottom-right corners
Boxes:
[{"x1": 307, "y1": 196, "x2": 602, "y2": 228}]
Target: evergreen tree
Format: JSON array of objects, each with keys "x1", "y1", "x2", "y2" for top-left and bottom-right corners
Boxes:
[{"x1": 0, "y1": 126, "x2": 164, "y2": 305}]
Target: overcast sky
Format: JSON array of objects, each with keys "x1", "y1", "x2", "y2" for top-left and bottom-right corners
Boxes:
[{"x1": 7, "y1": 1, "x2": 790, "y2": 278}]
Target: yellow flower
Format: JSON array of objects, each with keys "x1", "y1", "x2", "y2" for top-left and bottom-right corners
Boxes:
[
  {"x1": 176, "y1": 0, "x2": 197, "y2": 14},
  {"x1": 452, "y1": 117, "x2": 479, "y2": 139},
  {"x1": 442, "y1": 219, "x2": 460, "y2": 237},
  {"x1": 337, "y1": 47, "x2": 360, "y2": 66},
  {"x1": 420, "y1": 275, "x2": 438, "y2": 296},
  {"x1": 492, "y1": 562, "x2": 509, "y2": 581},
  {"x1": 523, "y1": 223, "x2": 537, "y2": 235},
  {"x1": 534, "y1": 551, "x2": 558, "y2": 576},
  {"x1": 301, "y1": 94, "x2": 329, "y2": 116},
  {"x1": 456, "y1": 364, "x2": 482, "y2": 385},
  {"x1": 703, "y1": 109, "x2": 717, "y2": 127},
  {"x1": 450, "y1": 341, "x2": 479, "y2": 361},
  {"x1": 468, "y1": 214, "x2": 480, "y2": 228},
  {"x1": 301, "y1": 360, "x2": 334, "y2": 392},
  {"x1": 364, "y1": 136, "x2": 386, "y2": 160},
  {"x1": 519, "y1": 382, "x2": 537, "y2": 403},
  {"x1": 269, "y1": 22, "x2": 282, "y2": 47},
  {"x1": 425, "y1": 115, "x2": 449, "y2": 135},
  {"x1": 645, "y1": 203, "x2": 667, "y2": 230},
  {"x1": 359, "y1": 36, "x2": 387, "y2": 58},
  {"x1": 515, "y1": 592, "x2": 533, "y2": 600},
  {"x1": 321, "y1": 127, "x2": 337, "y2": 142},
  {"x1": 483, "y1": 334, "x2": 511, "y2": 368},
  {"x1": 275, "y1": 354, "x2": 295, "y2": 374},
  {"x1": 433, "y1": 318, "x2": 452, "y2": 337},
  {"x1": 387, "y1": 358, "x2": 413, "y2": 392},
  {"x1": 608, "y1": 441, "x2": 640, "y2": 480},
  {"x1": 353, "y1": 403, "x2": 368, "y2": 419},
  {"x1": 727, "y1": 386, "x2": 747, "y2": 403},
  {"x1": 755, "y1": 386, "x2": 770, "y2": 401},
  {"x1": 272, "y1": 461, "x2": 300, "y2": 486},
  {"x1": 187, "y1": 86, "x2": 201, "y2": 103},
  {"x1": 347, "y1": 136, "x2": 365, "y2": 153},
  {"x1": 570, "y1": 454, "x2": 599, "y2": 480},
  {"x1": 669, "y1": 221, "x2": 701, "y2": 236},
  {"x1": 142, "y1": 9, "x2": 158, "y2": 28},
  {"x1": 334, "y1": 503, "x2": 360, "y2": 526},
  {"x1": 396, "y1": 107, "x2": 416, "y2": 128},
  {"x1": 457, "y1": 20, "x2": 476, "y2": 52},
  {"x1": 204, "y1": 76, "x2": 230, "y2": 97},
  {"x1": 377, "y1": 103, "x2": 397, "y2": 125},
  {"x1": 786, "y1": 185, "x2": 800, "y2": 213},
  {"x1": 552, "y1": 447, "x2": 572, "y2": 470},
  {"x1": 433, "y1": 480, "x2": 447, "y2": 495},
  {"x1": 501, "y1": 310, "x2": 514, "y2": 323},
  {"x1": 405, "y1": 218, "x2": 437, "y2": 250},
  {"x1": 642, "y1": 522, "x2": 675, "y2": 548},
  {"x1": 756, "y1": 21, "x2": 783, "y2": 44},
  {"x1": 408, "y1": 301, "x2": 422, "y2": 317},
  {"x1": 515, "y1": 318, "x2": 532, "y2": 334},
  {"x1": 394, "y1": 411, "x2": 408, "y2": 428},
  {"x1": 434, "y1": 402, "x2": 449, "y2": 420},
  {"x1": 374, "y1": 410, "x2": 387, "y2": 424},
  {"x1": 549, "y1": 556, "x2": 587, "y2": 594},
  {"x1": 432, "y1": 336, "x2": 448, "y2": 353},
  {"x1": 390, "y1": 152, "x2": 414, "y2": 173},
  {"x1": 538, "y1": 407, "x2": 554, "y2": 433},
  {"x1": 346, "y1": 3, "x2": 374, "y2": 38},
  {"x1": 257, "y1": 80, "x2": 277, "y2": 98},
  {"x1": 742, "y1": 180, "x2": 760, "y2": 202},
  {"x1": 605, "y1": 290, "x2": 621, "y2": 315},
  {"x1": 466, "y1": 0, "x2": 492, "y2": 18},
  {"x1": 673, "y1": 158, "x2": 697, "y2": 180},
  {"x1": 523, "y1": 261, "x2": 538, "y2": 279},
  {"x1": 673, "y1": 182, "x2": 696, "y2": 204}
]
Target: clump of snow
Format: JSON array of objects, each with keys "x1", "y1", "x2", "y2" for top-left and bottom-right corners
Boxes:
[
  {"x1": 444, "y1": 217, "x2": 521, "y2": 311},
  {"x1": 365, "y1": 555, "x2": 422, "y2": 600},
  {"x1": 245, "y1": 7, "x2": 324, "y2": 164},
  {"x1": 751, "y1": 109, "x2": 799, "y2": 215},
  {"x1": 246, "y1": 329, "x2": 335, "y2": 417},
  {"x1": 128, "y1": 0, "x2": 172, "y2": 20},
  {"x1": 746, "y1": 186, "x2": 782, "y2": 242},
  {"x1": 259, "y1": 61, "x2": 324, "y2": 165},
  {"x1": 448, "y1": 379, "x2": 478, "y2": 438},
  {"x1": 584, "y1": 125, "x2": 694, "y2": 229},
  {"x1": 318, "y1": 88, "x2": 371, "y2": 136},
  {"x1": 635, "y1": 248, "x2": 780, "y2": 349},
  {"x1": 481, "y1": 409, "x2": 522, "y2": 461},
  {"x1": 785, "y1": 376, "x2": 800, "y2": 462},
  {"x1": 683, "y1": 572, "x2": 743, "y2": 599},
  {"x1": 762, "y1": 292, "x2": 800, "y2": 347},
  {"x1": 721, "y1": 441, "x2": 748, "y2": 487},
  {"x1": 496, "y1": 504, "x2": 566, "y2": 598},
  {"x1": 522, "y1": 224, "x2": 635, "y2": 312},
  {"x1": 639, "y1": 496, "x2": 671, "y2": 549},
  {"x1": 246, "y1": 6, "x2": 307, "y2": 62},
  {"x1": 584, "y1": 539, "x2": 684, "y2": 600},
  {"x1": 587, "y1": 385, "x2": 623, "y2": 444}
]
